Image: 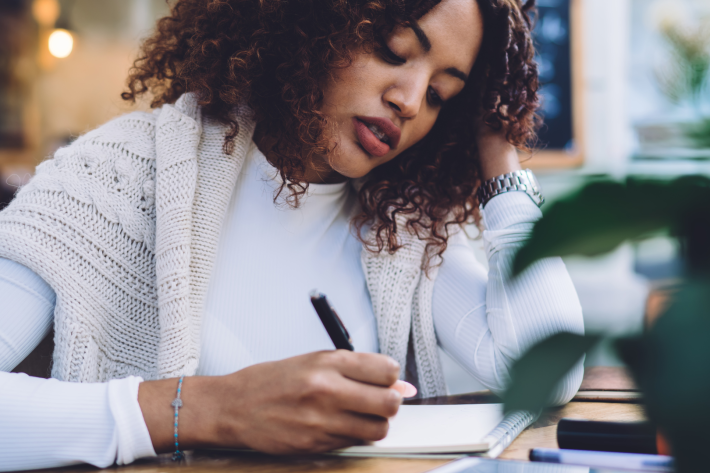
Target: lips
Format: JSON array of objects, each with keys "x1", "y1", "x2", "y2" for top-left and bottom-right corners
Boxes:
[{"x1": 353, "y1": 116, "x2": 401, "y2": 158}]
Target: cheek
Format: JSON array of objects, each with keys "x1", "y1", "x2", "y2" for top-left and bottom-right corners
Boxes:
[
  {"x1": 322, "y1": 54, "x2": 379, "y2": 107},
  {"x1": 400, "y1": 114, "x2": 439, "y2": 153}
]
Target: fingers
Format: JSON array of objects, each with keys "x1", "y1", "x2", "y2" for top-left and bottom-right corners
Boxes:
[
  {"x1": 329, "y1": 350, "x2": 400, "y2": 387},
  {"x1": 316, "y1": 434, "x2": 364, "y2": 453},
  {"x1": 312, "y1": 351, "x2": 416, "y2": 418},
  {"x1": 278, "y1": 408, "x2": 388, "y2": 453},
  {"x1": 327, "y1": 411, "x2": 390, "y2": 442},
  {"x1": 265, "y1": 431, "x2": 362, "y2": 455},
  {"x1": 283, "y1": 421, "x2": 381, "y2": 454},
  {"x1": 335, "y1": 380, "x2": 402, "y2": 418}
]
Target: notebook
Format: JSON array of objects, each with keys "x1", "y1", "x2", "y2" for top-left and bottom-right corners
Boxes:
[{"x1": 335, "y1": 404, "x2": 537, "y2": 457}]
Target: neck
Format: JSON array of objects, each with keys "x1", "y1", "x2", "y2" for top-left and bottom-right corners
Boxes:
[{"x1": 253, "y1": 124, "x2": 348, "y2": 185}]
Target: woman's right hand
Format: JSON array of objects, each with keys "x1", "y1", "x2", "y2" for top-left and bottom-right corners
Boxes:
[{"x1": 138, "y1": 351, "x2": 410, "y2": 454}]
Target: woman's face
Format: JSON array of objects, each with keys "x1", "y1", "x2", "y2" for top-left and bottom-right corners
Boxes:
[{"x1": 316, "y1": 0, "x2": 483, "y2": 182}]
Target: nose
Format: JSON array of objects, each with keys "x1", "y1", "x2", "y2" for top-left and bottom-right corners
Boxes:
[{"x1": 382, "y1": 77, "x2": 428, "y2": 119}]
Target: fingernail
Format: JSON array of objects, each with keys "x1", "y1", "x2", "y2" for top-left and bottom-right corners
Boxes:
[
  {"x1": 401, "y1": 381, "x2": 417, "y2": 398},
  {"x1": 393, "y1": 380, "x2": 418, "y2": 398}
]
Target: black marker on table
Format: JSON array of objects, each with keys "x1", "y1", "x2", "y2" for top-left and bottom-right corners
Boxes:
[{"x1": 310, "y1": 290, "x2": 355, "y2": 351}]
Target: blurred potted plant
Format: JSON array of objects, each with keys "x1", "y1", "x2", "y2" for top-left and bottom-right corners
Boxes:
[
  {"x1": 655, "y1": 20, "x2": 710, "y2": 117},
  {"x1": 502, "y1": 176, "x2": 710, "y2": 473},
  {"x1": 636, "y1": 1, "x2": 710, "y2": 158}
]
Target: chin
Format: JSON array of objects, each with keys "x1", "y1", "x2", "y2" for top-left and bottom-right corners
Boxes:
[
  {"x1": 330, "y1": 161, "x2": 372, "y2": 180},
  {"x1": 328, "y1": 143, "x2": 379, "y2": 179},
  {"x1": 329, "y1": 143, "x2": 392, "y2": 179}
]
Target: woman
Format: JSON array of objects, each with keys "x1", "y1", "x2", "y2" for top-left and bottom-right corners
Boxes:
[{"x1": 0, "y1": 0, "x2": 583, "y2": 470}]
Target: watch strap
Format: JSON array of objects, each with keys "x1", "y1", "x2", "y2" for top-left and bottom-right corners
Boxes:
[{"x1": 477, "y1": 169, "x2": 545, "y2": 208}]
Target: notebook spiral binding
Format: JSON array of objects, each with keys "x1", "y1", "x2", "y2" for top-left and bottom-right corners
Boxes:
[{"x1": 478, "y1": 410, "x2": 540, "y2": 458}]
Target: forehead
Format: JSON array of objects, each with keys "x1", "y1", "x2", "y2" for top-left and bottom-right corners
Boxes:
[{"x1": 417, "y1": 0, "x2": 483, "y2": 74}]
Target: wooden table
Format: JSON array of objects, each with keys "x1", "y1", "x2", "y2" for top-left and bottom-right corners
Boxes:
[
  {"x1": 498, "y1": 401, "x2": 645, "y2": 461},
  {"x1": 406, "y1": 391, "x2": 646, "y2": 463},
  {"x1": 34, "y1": 400, "x2": 645, "y2": 473}
]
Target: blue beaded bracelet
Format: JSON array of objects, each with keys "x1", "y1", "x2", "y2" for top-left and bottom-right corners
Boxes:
[{"x1": 171, "y1": 376, "x2": 185, "y2": 461}]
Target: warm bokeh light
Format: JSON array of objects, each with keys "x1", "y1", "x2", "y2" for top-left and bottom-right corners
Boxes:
[
  {"x1": 32, "y1": 0, "x2": 60, "y2": 28},
  {"x1": 48, "y1": 29, "x2": 74, "y2": 59}
]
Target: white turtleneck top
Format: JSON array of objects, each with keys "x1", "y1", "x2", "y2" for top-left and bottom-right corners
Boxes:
[{"x1": 0, "y1": 142, "x2": 584, "y2": 471}]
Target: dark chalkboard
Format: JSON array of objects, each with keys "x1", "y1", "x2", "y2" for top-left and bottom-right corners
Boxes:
[{"x1": 533, "y1": 0, "x2": 576, "y2": 152}]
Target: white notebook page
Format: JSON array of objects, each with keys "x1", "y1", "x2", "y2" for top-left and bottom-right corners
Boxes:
[{"x1": 340, "y1": 404, "x2": 506, "y2": 454}]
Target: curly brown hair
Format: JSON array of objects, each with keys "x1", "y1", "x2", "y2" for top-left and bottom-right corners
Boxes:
[{"x1": 122, "y1": 0, "x2": 540, "y2": 268}]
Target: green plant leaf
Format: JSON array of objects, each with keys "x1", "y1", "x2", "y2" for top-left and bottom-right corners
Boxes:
[
  {"x1": 686, "y1": 119, "x2": 710, "y2": 149},
  {"x1": 617, "y1": 279, "x2": 710, "y2": 473},
  {"x1": 503, "y1": 332, "x2": 601, "y2": 414},
  {"x1": 512, "y1": 176, "x2": 710, "y2": 276}
]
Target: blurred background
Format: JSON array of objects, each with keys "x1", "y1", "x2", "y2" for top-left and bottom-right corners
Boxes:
[
  {"x1": 0, "y1": 0, "x2": 169, "y2": 202},
  {"x1": 0, "y1": 0, "x2": 707, "y2": 392}
]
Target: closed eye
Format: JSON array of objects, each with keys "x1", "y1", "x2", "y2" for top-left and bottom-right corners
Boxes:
[
  {"x1": 428, "y1": 87, "x2": 444, "y2": 107},
  {"x1": 379, "y1": 45, "x2": 406, "y2": 65}
]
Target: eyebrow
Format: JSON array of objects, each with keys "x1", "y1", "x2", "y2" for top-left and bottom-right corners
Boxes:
[
  {"x1": 407, "y1": 21, "x2": 469, "y2": 83},
  {"x1": 444, "y1": 67, "x2": 468, "y2": 83},
  {"x1": 408, "y1": 21, "x2": 432, "y2": 52}
]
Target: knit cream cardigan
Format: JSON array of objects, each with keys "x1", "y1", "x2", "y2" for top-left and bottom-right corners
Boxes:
[{"x1": 0, "y1": 94, "x2": 446, "y2": 397}]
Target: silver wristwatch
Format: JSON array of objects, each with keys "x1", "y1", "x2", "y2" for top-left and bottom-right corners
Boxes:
[{"x1": 477, "y1": 169, "x2": 545, "y2": 208}]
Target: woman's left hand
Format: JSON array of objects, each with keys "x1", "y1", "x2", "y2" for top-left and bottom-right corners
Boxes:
[{"x1": 476, "y1": 122, "x2": 522, "y2": 181}]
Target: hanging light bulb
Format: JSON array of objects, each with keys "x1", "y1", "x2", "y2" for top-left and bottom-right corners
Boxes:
[
  {"x1": 32, "y1": 0, "x2": 60, "y2": 28},
  {"x1": 48, "y1": 29, "x2": 74, "y2": 59}
]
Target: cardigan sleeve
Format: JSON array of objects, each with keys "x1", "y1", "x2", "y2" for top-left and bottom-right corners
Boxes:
[
  {"x1": 432, "y1": 192, "x2": 585, "y2": 405},
  {"x1": 0, "y1": 258, "x2": 156, "y2": 471}
]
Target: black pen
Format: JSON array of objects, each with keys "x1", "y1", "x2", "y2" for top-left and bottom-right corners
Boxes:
[{"x1": 310, "y1": 289, "x2": 355, "y2": 351}]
